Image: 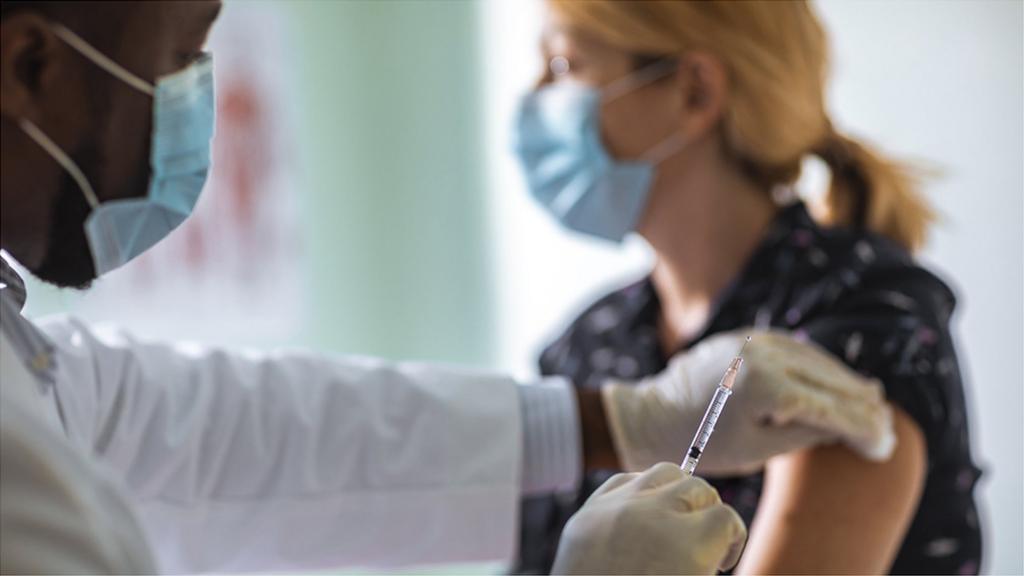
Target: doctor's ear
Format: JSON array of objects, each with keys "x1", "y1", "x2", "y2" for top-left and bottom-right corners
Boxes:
[
  {"x1": 0, "y1": 12, "x2": 65, "y2": 120},
  {"x1": 674, "y1": 52, "x2": 729, "y2": 142}
]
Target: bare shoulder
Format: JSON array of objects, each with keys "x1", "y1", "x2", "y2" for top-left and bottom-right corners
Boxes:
[{"x1": 736, "y1": 406, "x2": 926, "y2": 574}]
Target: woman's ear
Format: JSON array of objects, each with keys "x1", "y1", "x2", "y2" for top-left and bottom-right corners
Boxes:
[{"x1": 676, "y1": 52, "x2": 728, "y2": 142}]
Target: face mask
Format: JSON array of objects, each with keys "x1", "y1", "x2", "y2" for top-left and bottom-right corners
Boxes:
[
  {"x1": 18, "y1": 23, "x2": 215, "y2": 276},
  {"x1": 513, "y1": 60, "x2": 685, "y2": 243}
]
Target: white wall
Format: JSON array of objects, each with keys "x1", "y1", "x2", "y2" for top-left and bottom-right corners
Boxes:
[{"x1": 483, "y1": 1, "x2": 1024, "y2": 573}]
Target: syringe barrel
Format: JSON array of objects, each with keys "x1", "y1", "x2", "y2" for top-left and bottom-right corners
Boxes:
[{"x1": 681, "y1": 385, "x2": 733, "y2": 474}]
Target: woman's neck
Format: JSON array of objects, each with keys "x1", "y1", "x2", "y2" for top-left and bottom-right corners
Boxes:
[{"x1": 639, "y1": 153, "x2": 778, "y2": 350}]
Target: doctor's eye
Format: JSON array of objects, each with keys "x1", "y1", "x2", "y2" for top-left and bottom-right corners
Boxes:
[{"x1": 177, "y1": 50, "x2": 209, "y2": 66}]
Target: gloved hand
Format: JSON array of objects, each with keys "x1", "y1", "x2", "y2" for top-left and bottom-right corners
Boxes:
[
  {"x1": 601, "y1": 329, "x2": 895, "y2": 476},
  {"x1": 552, "y1": 462, "x2": 747, "y2": 575}
]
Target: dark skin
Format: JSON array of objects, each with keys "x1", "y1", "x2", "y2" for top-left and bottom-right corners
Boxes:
[
  {"x1": 0, "y1": 1, "x2": 221, "y2": 286},
  {"x1": 0, "y1": 0, "x2": 620, "y2": 472},
  {"x1": 578, "y1": 387, "x2": 620, "y2": 470}
]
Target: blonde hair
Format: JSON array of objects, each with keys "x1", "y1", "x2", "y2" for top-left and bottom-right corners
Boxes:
[{"x1": 549, "y1": 0, "x2": 934, "y2": 251}]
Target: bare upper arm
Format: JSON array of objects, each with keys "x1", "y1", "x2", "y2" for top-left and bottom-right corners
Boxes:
[{"x1": 735, "y1": 406, "x2": 927, "y2": 574}]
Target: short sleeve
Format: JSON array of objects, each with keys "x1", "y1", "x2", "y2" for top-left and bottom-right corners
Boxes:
[{"x1": 796, "y1": 266, "x2": 967, "y2": 463}]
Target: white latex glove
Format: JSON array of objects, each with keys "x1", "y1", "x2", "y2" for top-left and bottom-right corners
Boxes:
[
  {"x1": 552, "y1": 462, "x2": 747, "y2": 575},
  {"x1": 601, "y1": 329, "x2": 895, "y2": 476}
]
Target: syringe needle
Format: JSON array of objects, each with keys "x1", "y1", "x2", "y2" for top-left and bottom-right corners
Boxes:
[{"x1": 738, "y1": 335, "x2": 751, "y2": 357}]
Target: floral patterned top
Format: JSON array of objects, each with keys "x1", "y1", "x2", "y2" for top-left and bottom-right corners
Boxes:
[{"x1": 515, "y1": 201, "x2": 982, "y2": 575}]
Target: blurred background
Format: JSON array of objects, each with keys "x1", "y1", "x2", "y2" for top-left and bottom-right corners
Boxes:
[{"x1": 13, "y1": 0, "x2": 1022, "y2": 573}]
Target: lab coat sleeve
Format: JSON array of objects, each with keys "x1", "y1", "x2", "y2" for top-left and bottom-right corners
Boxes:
[{"x1": 39, "y1": 316, "x2": 522, "y2": 574}]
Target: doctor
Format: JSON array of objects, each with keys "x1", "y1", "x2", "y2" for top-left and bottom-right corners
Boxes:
[{"x1": 0, "y1": 1, "x2": 896, "y2": 573}]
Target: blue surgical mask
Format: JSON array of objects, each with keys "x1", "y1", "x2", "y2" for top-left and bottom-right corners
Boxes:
[
  {"x1": 18, "y1": 24, "x2": 215, "y2": 276},
  {"x1": 513, "y1": 61, "x2": 684, "y2": 243}
]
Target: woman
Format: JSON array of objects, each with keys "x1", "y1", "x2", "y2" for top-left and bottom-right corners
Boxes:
[{"x1": 513, "y1": 1, "x2": 981, "y2": 574}]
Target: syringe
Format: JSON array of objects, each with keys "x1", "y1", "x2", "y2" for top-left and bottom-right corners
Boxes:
[{"x1": 680, "y1": 336, "x2": 750, "y2": 476}]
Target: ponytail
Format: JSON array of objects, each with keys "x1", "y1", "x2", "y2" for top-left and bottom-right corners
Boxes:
[{"x1": 814, "y1": 127, "x2": 934, "y2": 252}]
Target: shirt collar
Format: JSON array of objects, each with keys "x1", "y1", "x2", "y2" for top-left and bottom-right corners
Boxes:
[
  {"x1": 0, "y1": 255, "x2": 56, "y2": 386},
  {"x1": 639, "y1": 201, "x2": 819, "y2": 357},
  {"x1": 0, "y1": 256, "x2": 28, "y2": 311}
]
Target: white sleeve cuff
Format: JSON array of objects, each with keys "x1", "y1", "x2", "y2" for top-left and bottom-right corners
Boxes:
[{"x1": 517, "y1": 376, "x2": 582, "y2": 497}]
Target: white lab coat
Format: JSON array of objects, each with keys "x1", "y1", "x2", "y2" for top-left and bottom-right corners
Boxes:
[{"x1": 2, "y1": 316, "x2": 523, "y2": 573}]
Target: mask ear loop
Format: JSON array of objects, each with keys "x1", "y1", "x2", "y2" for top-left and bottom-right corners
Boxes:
[
  {"x1": 601, "y1": 58, "x2": 679, "y2": 103},
  {"x1": 50, "y1": 23, "x2": 155, "y2": 96},
  {"x1": 18, "y1": 118, "x2": 100, "y2": 210},
  {"x1": 641, "y1": 132, "x2": 688, "y2": 165},
  {"x1": 600, "y1": 58, "x2": 689, "y2": 164},
  {"x1": 23, "y1": 23, "x2": 160, "y2": 211}
]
